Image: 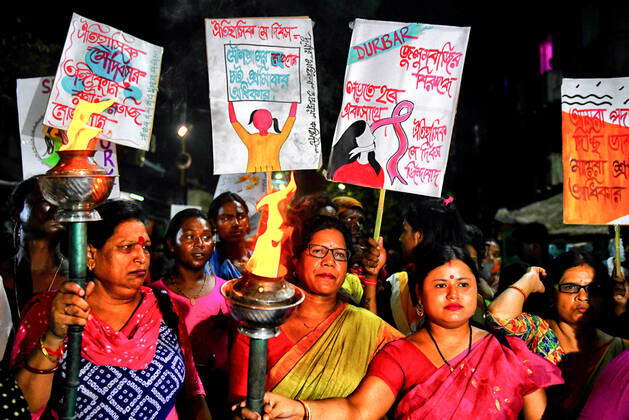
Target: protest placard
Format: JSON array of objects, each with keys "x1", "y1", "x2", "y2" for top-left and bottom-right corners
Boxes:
[
  {"x1": 205, "y1": 17, "x2": 321, "y2": 174},
  {"x1": 43, "y1": 13, "x2": 163, "y2": 150},
  {"x1": 17, "y1": 76, "x2": 120, "y2": 198},
  {"x1": 562, "y1": 77, "x2": 629, "y2": 225},
  {"x1": 327, "y1": 18, "x2": 469, "y2": 197}
]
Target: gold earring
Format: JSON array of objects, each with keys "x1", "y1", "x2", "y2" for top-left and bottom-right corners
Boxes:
[{"x1": 416, "y1": 303, "x2": 424, "y2": 318}]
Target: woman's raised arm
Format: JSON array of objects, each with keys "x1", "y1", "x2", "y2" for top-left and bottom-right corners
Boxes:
[
  {"x1": 488, "y1": 267, "x2": 546, "y2": 321},
  {"x1": 228, "y1": 101, "x2": 238, "y2": 123}
]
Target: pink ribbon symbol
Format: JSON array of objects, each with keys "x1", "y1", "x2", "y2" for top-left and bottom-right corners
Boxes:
[{"x1": 370, "y1": 100, "x2": 414, "y2": 186}]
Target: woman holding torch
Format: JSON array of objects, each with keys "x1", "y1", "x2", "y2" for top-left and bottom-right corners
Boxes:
[
  {"x1": 10, "y1": 200, "x2": 211, "y2": 419},
  {"x1": 230, "y1": 215, "x2": 402, "y2": 403}
]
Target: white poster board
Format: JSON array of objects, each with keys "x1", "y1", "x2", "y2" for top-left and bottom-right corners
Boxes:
[
  {"x1": 43, "y1": 13, "x2": 163, "y2": 150},
  {"x1": 205, "y1": 17, "x2": 321, "y2": 174},
  {"x1": 327, "y1": 19, "x2": 470, "y2": 196},
  {"x1": 17, "y1": 76, "x2": 120, "y2": 198}
]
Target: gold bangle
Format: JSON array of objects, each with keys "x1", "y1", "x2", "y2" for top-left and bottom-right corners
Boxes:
[
  {"x1": 39, "y1": 335, "x2": 64, "y2": 363},
  {"x1": 296, "y1": 399, "x2": 311, "y2": 420},
  {"x1": 507, "y1": 285, "x2": 528, "y2": 299}
]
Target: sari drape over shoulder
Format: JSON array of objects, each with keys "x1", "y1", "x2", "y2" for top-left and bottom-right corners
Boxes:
[
  {"x1": 270, "y1": 303, "x2": 401, "y2": 399},
  {"x1": 369, "y1": 334, "x2": 563, "y2": 420},
  {"x1": 554, "y1": 336, "x2": 628, "y2": 419},
  {"x1": 229, "y1": 303, "x2": 402, "y2": 401},
  {"x1": 387, "y1": 271, "x2": 421, "y2": 335},
  {"x1": 486, "y1": 311, "x2": 629, "y2": 417}
]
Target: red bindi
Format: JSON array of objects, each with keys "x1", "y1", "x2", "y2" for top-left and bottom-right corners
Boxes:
[
  {"x1": 449, "y1": 275, "x2": 455, "y2": 279},
  {"x1": 138, "y1": 236, "x2": 145, "y2": 245}
]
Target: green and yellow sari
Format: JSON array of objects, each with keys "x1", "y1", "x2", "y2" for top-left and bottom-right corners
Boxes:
[{"x1": 268, "y1": 303, "x2": 402, "y2": 399}]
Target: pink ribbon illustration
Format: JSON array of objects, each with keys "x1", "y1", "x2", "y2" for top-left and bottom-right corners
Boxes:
[{"x1": 370, "y1": 100, "x2": 414, "y2": 186}]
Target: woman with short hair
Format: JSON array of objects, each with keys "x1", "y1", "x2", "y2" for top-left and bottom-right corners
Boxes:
[
  {"x1": 207, "y1": 192, "x2": 251, "y2": 280},
  {"x1": 230, "y1": 215, "x2": 401, "y2": 403}
]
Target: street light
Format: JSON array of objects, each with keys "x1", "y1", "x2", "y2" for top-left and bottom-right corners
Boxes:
[
  {"x1": 176, "y1": 124, "x2": 191, "y2": 201},
  {"x1": 177, "y1": 125, "x2": 189, "y2": 139}
]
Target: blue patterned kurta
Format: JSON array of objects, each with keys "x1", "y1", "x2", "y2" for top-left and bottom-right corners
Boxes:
[{"x1": 51, "y1": 322, "x2": 185, "y2": 419}]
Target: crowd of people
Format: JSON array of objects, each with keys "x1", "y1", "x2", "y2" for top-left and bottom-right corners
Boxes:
[{"x1": 0, "y1": 176, "x2": 627, "y2": 419}]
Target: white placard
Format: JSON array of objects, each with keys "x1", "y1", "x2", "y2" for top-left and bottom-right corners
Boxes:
[
  {"x1": 43, "y1": 13, "x2": 163, "y2": 150},
  {"x1": 327, "y1": 19, "x2": 470, "y2": 196},
  {"x1": 561, "y1": 77, "x2": 629, "y2": 225},
  {"x1": 205, "y1": 17, "x2": 322, "y2": 174},
  {"x1": 17, "y1": 76, "x2": 120, "y2": 198}
]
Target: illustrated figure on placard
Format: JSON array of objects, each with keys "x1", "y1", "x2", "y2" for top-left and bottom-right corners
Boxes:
[
  {"x1": 329, "y1": 120, "x2": 384, "y2": 188},
  {"x1": 228, "y1": 101, "x2": 297, "y2": 173},
  {"x1": 329, "y1": 100, "x2": 415, "y2": 188}
]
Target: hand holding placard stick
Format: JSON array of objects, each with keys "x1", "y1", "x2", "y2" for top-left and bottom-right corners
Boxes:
[
  {"x1": 614, "y1": 225, "x2": 623, "y2": 280},
  {"x1": 327, "y1": 19, "x2": 469, "y2": 298}
]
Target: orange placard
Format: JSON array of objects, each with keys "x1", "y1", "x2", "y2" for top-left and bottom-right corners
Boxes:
[{"x1": 561, "y1": 78, "x2": 629, "y2": 225}]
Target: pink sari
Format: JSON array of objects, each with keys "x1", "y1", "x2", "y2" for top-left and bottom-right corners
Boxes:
[{"x1": 396, "y1": 335, "x2": 563, "y2": 419}]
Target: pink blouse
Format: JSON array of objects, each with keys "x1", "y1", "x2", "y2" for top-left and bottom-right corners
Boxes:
[{"x1": 152, "y1": 277, "x2": 231, "y2": 371}]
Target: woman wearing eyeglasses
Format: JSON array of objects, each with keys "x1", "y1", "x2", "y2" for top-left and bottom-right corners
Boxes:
[
  {"x1": 487, "y1": 248, "x2": 628, "y2": 418},
  {"x1": 229, "y1": 215, "x2": 402, "y2": 403}
]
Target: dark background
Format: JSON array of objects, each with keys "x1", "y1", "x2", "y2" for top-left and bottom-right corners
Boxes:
[{"x1": 1, "y1": 1, "x2": 628, "y2": 235}]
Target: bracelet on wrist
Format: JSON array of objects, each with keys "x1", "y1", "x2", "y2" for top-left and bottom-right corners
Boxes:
[
  {"x1": 22, "y1": 361, "x2": 59, "y2": 375},
  {"x1": 39, "y1": 334, "x2": 64, "y2": 362},
  {"x1": 296, "y1": 399, "x2": 311, "y2": 420},
  {"x1": 507, "y1": 285, "x2": 528, "y2": 299}
]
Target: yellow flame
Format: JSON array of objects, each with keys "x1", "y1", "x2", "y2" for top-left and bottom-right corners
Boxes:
[
  {"x1": 60, "y1": 99, "x2": 115, "y2": 151},
  {"x1": 246, "y1": 174, "x2": 297, "y2": 278}
]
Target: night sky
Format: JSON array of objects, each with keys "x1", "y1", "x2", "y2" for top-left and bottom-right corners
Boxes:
[{"x1": 1, "y1": 1, "x2": 627, "y2": 230}]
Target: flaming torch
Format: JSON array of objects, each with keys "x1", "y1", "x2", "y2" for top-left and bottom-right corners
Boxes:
[
  {"x1": 38, "y1": 99, "x2": 116, "y2": 420},
  {"x1": 222, "y1": 174, "x2": 304, "y2": 415}
]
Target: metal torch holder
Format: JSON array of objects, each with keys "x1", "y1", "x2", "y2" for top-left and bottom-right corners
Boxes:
[
  {"x1": 38, "y1": 150, "x2": 116, "y2": 420},
  {"x1": 222, "y1": 273, "x2": 304, "y2": 415}
]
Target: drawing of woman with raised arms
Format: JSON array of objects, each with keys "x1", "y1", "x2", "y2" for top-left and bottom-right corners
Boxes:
[{"x1": 228, "y1": 101, "x2": 297, "y2": 173}]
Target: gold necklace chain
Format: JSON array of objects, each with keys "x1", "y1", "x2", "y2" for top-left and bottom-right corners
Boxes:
[{"x1": 169, "y1": 273, "x2": 208, "y2": 306}]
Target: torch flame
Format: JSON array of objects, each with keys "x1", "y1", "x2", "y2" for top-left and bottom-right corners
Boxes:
[
  {"x1": 246, "y1": 173, "x2": 297, "y2": 279},
  {"x1": 59, "y1": 99, "x2": 115, "y2": 151}
]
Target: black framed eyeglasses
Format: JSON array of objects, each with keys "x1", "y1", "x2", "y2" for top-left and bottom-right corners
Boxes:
[
  {"x1": 306, "y1": 244, "x2": 350, "y2": 262},
  {"x1": 555, "y1": 283, "x2": 602, "y2": 295}
]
